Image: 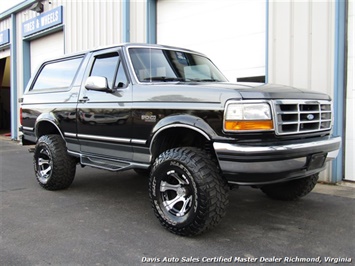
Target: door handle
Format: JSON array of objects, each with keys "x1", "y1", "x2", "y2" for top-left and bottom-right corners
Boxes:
[{"x1": 79, "y1": 96, "x2": 89, "y2": 103}]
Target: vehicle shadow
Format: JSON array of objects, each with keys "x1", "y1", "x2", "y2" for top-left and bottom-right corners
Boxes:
[
  {"x1": 68, "y1": 166, "x2": 346, "y2": 247},
  {"x1": 15, "y1": 163, "x2": 355, "y2": 259}
]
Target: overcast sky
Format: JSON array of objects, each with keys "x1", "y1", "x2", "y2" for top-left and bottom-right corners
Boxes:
[{"x1": 0, "y1": 0, "x2": 25, "y2": 14}]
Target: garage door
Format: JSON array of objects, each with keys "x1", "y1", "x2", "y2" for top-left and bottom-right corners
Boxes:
[
  {"x1": 157, "y1": 0, "x2": 266, "y2": 82},
  {"x1": 30, "y1": 31, "x2": 64, "y2": 75}
]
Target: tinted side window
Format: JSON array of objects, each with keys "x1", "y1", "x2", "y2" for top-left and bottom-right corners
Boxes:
[
  {"x1": 90, "y1": 53, "x2": 119, "y2": 90},
  {"x1": 32, "y1": 57, "x2": 83, "y2": 91}
]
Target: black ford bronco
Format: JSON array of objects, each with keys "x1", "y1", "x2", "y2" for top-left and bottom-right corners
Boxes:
[{"x1": 20, "y1": 43, "x2": 341, "y2": 236}]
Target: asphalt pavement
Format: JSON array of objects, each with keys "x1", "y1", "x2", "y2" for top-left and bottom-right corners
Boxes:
[{"x1": 0, "y1": 137, "x2": 354, "y2": 266}]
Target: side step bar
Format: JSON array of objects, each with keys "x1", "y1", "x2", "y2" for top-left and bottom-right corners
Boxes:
[{"x1": 80, "y1": 155, "x2": 149, "y2": 172}]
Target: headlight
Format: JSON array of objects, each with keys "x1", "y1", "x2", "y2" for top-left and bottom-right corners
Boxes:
[{"x1": 224, "y1": 102, "x2": 274, "y2": 131}]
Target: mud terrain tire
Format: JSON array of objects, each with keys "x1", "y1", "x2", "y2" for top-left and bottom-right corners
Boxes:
[
  {"x1": 34, "y1": 135, "x2": 76, "y2": 190},
  {"x1": 261, "y1": 174, "x2": 319, "y2": 200},
  {"x1": 149, "y1": 147, "x2": 229, "y2": 236}
]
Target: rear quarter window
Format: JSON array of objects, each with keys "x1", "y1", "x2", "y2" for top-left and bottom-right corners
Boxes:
[{"x1": 31, "y1": 57, "x2": 83, "y2": 92}]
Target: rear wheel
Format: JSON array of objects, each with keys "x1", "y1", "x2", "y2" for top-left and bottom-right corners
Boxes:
[
  {"x1": 34, "y1": 135, "x2": 76, "y2": 190},
  {"x1": 149, "y1": 147, "x2": 229, "y2": 236},
  {"x1": 260, "y1": 174, "x2": 319, "y2": 200}
]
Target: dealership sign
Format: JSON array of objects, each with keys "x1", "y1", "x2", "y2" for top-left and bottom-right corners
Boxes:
[
  {"x1": 22, "y1": 6, "x2": 63, "y2": 37},
  {"x1": 0, "y1": 29, "x2": 10, "y2": 46}
]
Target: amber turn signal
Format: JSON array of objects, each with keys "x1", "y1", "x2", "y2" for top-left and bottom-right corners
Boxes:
[{"x1": 225, "y1": 120, "x2": 274, "y2": 131}]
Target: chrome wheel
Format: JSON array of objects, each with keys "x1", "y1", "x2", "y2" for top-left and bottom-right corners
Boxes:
[
  {"x1": 36, "y1": 147, "x2": 53, "y2": 184},
  {"x1": 160, "y1": 170, "x2": 193, "y2": 218}
]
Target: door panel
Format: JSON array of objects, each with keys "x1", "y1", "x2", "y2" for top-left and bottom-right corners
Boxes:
[{"x1": 77, "y1": 48, "x2": 133, "y2": 160}]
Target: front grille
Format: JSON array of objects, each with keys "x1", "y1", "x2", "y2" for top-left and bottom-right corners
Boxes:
[{"x1": 273, "y1": 100, "x2": 332, "y2": 135}]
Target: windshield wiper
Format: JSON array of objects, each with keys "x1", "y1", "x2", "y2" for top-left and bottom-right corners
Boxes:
[
  {"x1": 186, "y1": 78, "x2": 219, "y2": 82},
  {"x1": 143, "y1": 76, "x2": 185, "y2": 82}
]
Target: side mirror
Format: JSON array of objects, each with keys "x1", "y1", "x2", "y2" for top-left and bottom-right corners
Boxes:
[{"x1": 84, "y1": 76, "x2": 111, "y2": 92}]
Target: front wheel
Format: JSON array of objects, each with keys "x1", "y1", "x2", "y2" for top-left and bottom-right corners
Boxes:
[
  {"x1": 149, "y1": 147, "x2": 229, "y2": 236},
  {"x1": 260, "y1": 174, "x2": 319, "y2": 201},
  {"x1": 34, "y1": 135, "x2": 77, "y2": 190}
]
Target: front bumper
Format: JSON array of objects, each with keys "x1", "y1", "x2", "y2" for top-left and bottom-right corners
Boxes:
[{"x1": 213, "y1": 136, "x2": 341, "y2": 185}]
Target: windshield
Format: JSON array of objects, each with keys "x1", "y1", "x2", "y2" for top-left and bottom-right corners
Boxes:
[{"x1": 128, "y1": 48, "x2": 228, "y2": 83}]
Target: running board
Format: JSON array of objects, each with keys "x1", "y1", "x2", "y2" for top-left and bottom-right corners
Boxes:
[{"x1": 80, "y1": 155, "x2": 149, "y2": 172}]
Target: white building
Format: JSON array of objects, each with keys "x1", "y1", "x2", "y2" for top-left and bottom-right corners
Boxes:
[{"x1": 0, "y1": 0, "x2": 353, "y2": 183}]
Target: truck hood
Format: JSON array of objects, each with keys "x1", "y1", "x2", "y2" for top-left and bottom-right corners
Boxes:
[
  {"x1": 133, "y1": 83, "x2": 331, "y2": 103},
  {"x1": 203, "y1": 83, "x2": 331, "y2": 100}
]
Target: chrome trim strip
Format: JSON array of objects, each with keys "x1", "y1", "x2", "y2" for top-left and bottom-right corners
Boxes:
[
  {"x1": 67, "y1": 150, "x2": 81, "y2": 157},
  {"x1": 68, "y1": 133, "x2": 147, "y2": 145},
  {"x1": 64, "y1": 132, "x2": 77, "y2": 138},
  {"x1": 77, "y1": 134, "x2": 131, "y2": 143},
  {"x1": 131, "y1": 139, "x2": 146, "y2": 145},
  {"x1": 22, "y1": 126, "x2": 33, "y2": 131}
]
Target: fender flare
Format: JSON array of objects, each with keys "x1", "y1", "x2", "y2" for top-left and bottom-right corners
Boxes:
[
  {"x1": 148, "y1": 114, "x2": 218, "y2": 152},
  {"x1": 34, "y1": 112, "x2": 65, "y2": 141}
]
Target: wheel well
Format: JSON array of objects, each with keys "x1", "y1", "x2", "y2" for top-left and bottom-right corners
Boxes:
[
  {"x1": 150, "y1": 127, "x2": 213, "y2": 162},
  {"x1": 36, "y1": 121, "x2": 62, "y2": 139}
]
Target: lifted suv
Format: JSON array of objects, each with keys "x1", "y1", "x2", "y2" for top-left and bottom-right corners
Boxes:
[{"x1": 20, "y1": 43, "x2": 341, "y2": 236}]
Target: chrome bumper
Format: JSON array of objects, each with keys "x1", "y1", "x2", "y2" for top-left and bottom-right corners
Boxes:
[{"x1": 213, "y1": 136, "x2": 341, "y2": 185}]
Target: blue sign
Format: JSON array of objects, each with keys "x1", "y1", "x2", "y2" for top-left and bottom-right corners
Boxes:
[
  {"x1": 0, "y1": 29, "x2": 10, "y2": 46},
  {"x1": 22, "y1": 6, "x2": 63, "y2": 37}
]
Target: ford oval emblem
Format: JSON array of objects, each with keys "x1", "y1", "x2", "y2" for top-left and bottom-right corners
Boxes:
[{"x1": 307, "y1": 114, "x2": 315, "y2": 120}]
